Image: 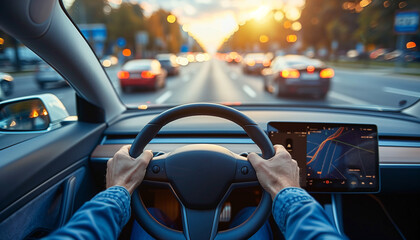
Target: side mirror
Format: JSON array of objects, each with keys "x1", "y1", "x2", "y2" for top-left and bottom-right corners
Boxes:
[{"x1": 0, "y1": 94, "x2": 69, "y2": 131}]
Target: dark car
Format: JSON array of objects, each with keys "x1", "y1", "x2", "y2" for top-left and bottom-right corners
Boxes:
[
  {"x1": 35, "y1": 62, "x2": 66, "y2": 89},
  {"x1": 118, "y1": 59, "x2": 166, "y2": 92},
  {"x1": 242, "y1": 53, "x2": 271, "y2": 74},
  {"x1": 263, "y1": 55, "x2": 333, "y2": 99},
  {"x1": 156, "y1": 54, "x2": 180, "y2": 76}
]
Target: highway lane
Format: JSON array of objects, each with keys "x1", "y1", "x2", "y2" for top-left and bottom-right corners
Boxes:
[{"x1": 3, "y1": 58, "x2": 420, "y2": 116}]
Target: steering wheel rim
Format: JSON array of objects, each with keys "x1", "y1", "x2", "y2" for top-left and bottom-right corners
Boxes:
[{"x1": 130, "y1": 103, "x2": 275, "y2": 240}]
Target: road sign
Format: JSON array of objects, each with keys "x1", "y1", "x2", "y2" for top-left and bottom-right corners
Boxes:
[
  {"x1": 78, "y1": 24, "x2": 107, "y2": 41},
  {"x1": 135, "y1": 32, "x2": 148, "y2": 45},
  {"x1": 180, "y1": 44, "x2": 189, "y2": 53},
  {"x1": 117, "y1": 37, "x2": 126, "y2": 48},
  {"x1": 394, "y1": 11, "x2": 419, "y2": 34}
]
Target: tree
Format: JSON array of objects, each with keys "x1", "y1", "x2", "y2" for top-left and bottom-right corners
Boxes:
[
  {"x1": 106, "y1": 3, "x2": 145, "y2": 50},
  {"x1": 147, "y1": 9, "x2": 183, "y2": 53}
]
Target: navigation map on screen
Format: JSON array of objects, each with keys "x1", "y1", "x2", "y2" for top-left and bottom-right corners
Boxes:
[{"x1": 268, "y1": 122, "x2": 379, "y2": 192}]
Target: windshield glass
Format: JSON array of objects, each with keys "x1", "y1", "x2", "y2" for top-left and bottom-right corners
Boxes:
[{"x1": 1, "y1": 1, "x2": 419, "y2": 113}]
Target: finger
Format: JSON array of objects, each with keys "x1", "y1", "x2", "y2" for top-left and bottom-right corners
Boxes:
[
  {"x1": 248, "y1": 152, "x2": 262, "y2": 168},
  {"x1": 137, "y1": 150, "x2": 153, "y2": 167},
  {"x1": 120, "y1": 145, "x2": 131, "y2": 152},
  {"x1": 139, "y1": 150, "x2": 153, "y2": 161},
  {"x1": 273, "y1": 144, "x2": 286, "y2": 154}
]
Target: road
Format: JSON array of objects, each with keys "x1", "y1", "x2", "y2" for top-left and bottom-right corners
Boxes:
[{"x1": 4, "y1": 59, "x2": 420, "y2": 116}]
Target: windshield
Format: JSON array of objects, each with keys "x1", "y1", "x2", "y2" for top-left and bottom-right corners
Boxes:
[{"x1": 1, "y1": 1, "x2": 419, "y2": 114}]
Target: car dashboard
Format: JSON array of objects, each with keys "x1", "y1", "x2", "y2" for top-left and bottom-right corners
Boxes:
[{"x1": 90, "y1": 107, "x2": 420, "y2": 239}]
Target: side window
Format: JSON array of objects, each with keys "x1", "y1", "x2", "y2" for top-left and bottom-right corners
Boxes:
[{"x1": 0, "y1": 33, "x2": 76, "y2": 115}]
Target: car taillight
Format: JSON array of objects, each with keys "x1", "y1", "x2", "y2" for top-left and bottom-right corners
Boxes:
[
  {"x1": 281, "y1": 69, "x2": 300, "y2": 78},
  {"x1": 320, "y1": 68, "x2": 334, "y2": 78},
  {"x1": 247, "y1": 61, "x2": 255, "y2": 66},
  {"x1": 118, "y1": 71, "x2": 130, "y2": 79},
  {"x1": 307, "y1": 65, "x2": 315, "y2": 73},
  {"x1": 141, "y1": 71, "x2": 155, "y2": 79}
]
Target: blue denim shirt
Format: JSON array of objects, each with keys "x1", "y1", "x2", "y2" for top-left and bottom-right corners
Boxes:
[
  {"x1": 273, "y1": 187, "x2": 345, "y2": 239},
  {"x1": 45, "y1": 186, "x2": 345, "y2": 239},
  {"x1": 44, "y1": 186, "x2": 131, "y2": 240}
]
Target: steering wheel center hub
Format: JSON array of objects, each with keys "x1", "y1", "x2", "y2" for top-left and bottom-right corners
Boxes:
[{"x1": 166, "y1": 144, "x2": 236, "y2": 209}]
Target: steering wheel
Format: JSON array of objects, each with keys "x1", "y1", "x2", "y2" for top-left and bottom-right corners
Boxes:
[{"x1": 130, "y1": 103, "x2": 275, "y2": 240}]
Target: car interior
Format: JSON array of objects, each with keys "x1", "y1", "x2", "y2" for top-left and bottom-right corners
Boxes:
[{"x1": 0, "y1": 1, "x2": 419, "y2": 240}]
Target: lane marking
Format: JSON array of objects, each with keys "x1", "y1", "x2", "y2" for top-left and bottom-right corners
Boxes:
[
  {"x1": 383, "y1": 87, "x2": 420, "y2": 98},
  {"x1": 328, "y1": 91, "x2": 371, "y2": 105},
  {"x1": 155, "y1": 91, "x2": 172, "y2": 104},
  {"x1": 242, "y1": 85, "x2": 257, "y2": 98}
]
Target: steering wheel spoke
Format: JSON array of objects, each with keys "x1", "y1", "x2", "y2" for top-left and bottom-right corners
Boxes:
[
  {"x1": 144, "y1": 154, "x2": 169, "y2": 182},
  {"x1": 181, "y1": 206, "x2": 221, "y2": 240},
  {"x1": 233, "y1": 154, "x2": 259, "y2": 184}
]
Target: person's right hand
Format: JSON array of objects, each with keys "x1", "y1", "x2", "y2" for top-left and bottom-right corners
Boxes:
[{"x1": 248, "y1": 145, "x2": 300, "y2": 200}]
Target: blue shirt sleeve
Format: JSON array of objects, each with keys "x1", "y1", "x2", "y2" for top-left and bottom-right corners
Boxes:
[
  {"x1": 272, "y1": 187, "x2": 346, "y2": 240},
  {"x1": 44, "y1": 186, "x2": 131, "y2": 240}
]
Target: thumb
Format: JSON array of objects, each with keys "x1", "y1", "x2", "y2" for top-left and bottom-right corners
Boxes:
[{"x1": 248, "y1": 152, "x2": 263, "y2": 168}]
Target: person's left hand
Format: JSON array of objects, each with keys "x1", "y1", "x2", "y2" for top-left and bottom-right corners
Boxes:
[{"x1": 106, "y1": 145, "x2": 153, "y2": 195}]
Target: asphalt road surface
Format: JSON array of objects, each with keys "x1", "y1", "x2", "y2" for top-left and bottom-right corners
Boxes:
[{"x1": 4, "y1": 59, "x2": 420, "y2": 116}]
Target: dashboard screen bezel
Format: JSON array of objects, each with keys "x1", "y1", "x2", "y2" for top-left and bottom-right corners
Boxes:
[{"x1": 267, "y1": 122, "x2": 380, "y2": 193}]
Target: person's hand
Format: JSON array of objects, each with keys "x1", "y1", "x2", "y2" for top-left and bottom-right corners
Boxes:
[
  {"x1": 106, "y1": 145, "x2": 153, "y2": 195},
  {"x1": 248, "y1": 145, "x2": 300, "y2": 200}
]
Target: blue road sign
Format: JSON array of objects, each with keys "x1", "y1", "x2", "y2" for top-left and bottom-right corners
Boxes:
[
  {"x1": 180, "y1": 44, "x2": 189, "y2": 53},
  {"x1": 117, "y1": 37, "x2": 127, "y2": 48},
  {"x1": 394, "y1": 11, "x2": 419, "y2": 34}
]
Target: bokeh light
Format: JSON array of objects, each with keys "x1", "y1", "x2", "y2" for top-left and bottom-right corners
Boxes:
[
  {"x1": 291, "y1": 22, "x2": 302, "y2": 31},
  {"x1": 285, "y1": 7, "x2": 301, "y2": 21},
  {"x1": 122, "y1": 49, "x2": 131, "y2": 57},
  {"x1": 167, "y1": 14, "x2": 176, "y2": 23},
  {"x1": 259, "y1": 35, "x2": 269, "y2": 43},
  {"x1": 286, "y1": 34, "x2": 298, "y2": 43},
  {"x1": 274, "y1": 11, "x2": 284, "y2": 22}
]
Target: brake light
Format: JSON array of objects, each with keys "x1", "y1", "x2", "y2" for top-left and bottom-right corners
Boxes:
[
  {"x1": 247, "y1": 60, "x2": 255, "y2": 66},
  {"x1": 320, "y1": 68, "x2": 334, "y2": 78},
  {"x1": 307, "y1": 66, "x2": 315, "y2": 73},
  {"x1": 141, "y1": 71, "x2": 155, "y2": 79},
  {"x1": 118, "y1": 71, "x2": 130, "y2": 79},
  {"x1": 281, "y1": 69, "x2": 300, "y2": 78}
]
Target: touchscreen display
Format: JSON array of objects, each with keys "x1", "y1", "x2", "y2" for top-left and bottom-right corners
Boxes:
[{"x1": 267, "y1": 122, "x2": 379, "y2": 192}]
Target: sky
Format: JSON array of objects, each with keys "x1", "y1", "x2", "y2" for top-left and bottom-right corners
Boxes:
[
  {"x1": 64, "y1": 0, "x2": 306, "y2": 52},
  {"x1": 137, "y1": 0, "x2": 305, "y2": 52}
]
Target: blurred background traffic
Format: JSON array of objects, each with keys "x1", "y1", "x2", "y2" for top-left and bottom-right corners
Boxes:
[{"x1": 0, "y1": 0, "x2": 419, "y2": 114}]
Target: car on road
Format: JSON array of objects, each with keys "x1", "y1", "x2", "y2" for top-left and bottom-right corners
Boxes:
[
  {"x1": 0, "y1": 72, "x2": 13, "y2": 97},
  {"x1": 118, "y1": 59, "x2": 167, "y2": 92},
  {"x1": 242, "y1": 53, "x2": 271, "y2": 74},
  {"x1": 35, "y1": 62, "x2": 67, "y2": 89},
  {"x1": 156, "y1": 54, "x2": 180, "y2": 76},
  {"x1": 263, "y1": 55, "x2": 333, "y2": 99},
  {"x1": 225, "y1": 52, "x2": 242, "y2": 64}
]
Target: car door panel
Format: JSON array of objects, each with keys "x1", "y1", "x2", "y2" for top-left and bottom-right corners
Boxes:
[
  {"x1": 0, "y1": 167, "x2": 87, "y2": 239},
  {"x1": 0, "y1": 122, "x2": 106, "y2": 225}
]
